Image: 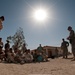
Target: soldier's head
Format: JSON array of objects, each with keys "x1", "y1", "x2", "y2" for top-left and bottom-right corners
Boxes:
[
  {"x1": 67, "y1": 26, "x2": 72, "y2": 31},
  {"x1": 23, "y1": 43, "x2": 26, "y2": 46},
  {"x1": 6, "y1": 40, "x2": 9, "y2": 43},
  {"x1": 0, "y1": 16, "x2": 5, "y2": 21},
  {"x1": 39, "y1": 44, "x2": 41, "y2": 47},
  {"x1": 62, "y1": 38, "x2": 65, "y2": 41}
]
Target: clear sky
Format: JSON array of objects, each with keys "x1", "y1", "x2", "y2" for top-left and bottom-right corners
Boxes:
[{"x1": 0, "y1": 0, "x2": 75, "y2": 50}]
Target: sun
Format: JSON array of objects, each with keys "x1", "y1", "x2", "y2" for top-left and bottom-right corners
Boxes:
[{"x1": 34, "y1": 9, "x2": 47, "y2": 21}]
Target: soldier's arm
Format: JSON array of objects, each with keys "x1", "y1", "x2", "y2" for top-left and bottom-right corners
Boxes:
[{"x1": 66, "y1": 42, "x2": 69, "y2": 46}]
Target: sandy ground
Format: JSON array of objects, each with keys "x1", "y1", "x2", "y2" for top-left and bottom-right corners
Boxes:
[{"x1": 0, "y1": 55, "x2": 75, "y2": 75}]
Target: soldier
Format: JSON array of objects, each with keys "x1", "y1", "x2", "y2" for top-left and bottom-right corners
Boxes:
[
  {"x1": 0, "y1": 16, "x2": 5, "y2": 30},
  {"x1": 4, "y1": 40, "x2": 10, "y2": 61},
  {"x1": 0, "y1": 38, "x2": 3, "y2": 50},
  {"x1": 61, "y1": 38, "x2": 69, "y2": 59},
  {"x1": 55, "y1": 47, "x2": 58, "y2": 58},
  {"x1": 0, "y1": 38, "x2": 4, "y2": 61},
  {"x1": 21, "y1": 43, "x2": 27, "y2": 53},
  {"x1": 67, "y1": 26, "x2": 75, "y2": 60},
  {"x1": 37, "y1": 44, "x2": 44, "y2": 62},
  {"x1": 37, "y1": 44, "x2": 43, "y2": 52}
]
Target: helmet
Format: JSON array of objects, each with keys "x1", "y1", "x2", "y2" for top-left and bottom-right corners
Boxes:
[
  {"x1": 0, "y1": 16, "x2": 5, "y2": 21},
  {"x1": 67, "y1": 26, "x2": 72, "y2": 30}
]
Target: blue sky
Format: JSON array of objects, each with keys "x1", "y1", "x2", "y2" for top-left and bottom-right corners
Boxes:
[{"x1": 0, "y1": 0, "x2": 75, "y2": 50}]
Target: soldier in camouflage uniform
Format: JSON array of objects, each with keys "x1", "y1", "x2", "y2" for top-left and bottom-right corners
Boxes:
[
  {"x1": 67, "y1": 26, "x2": 75, "y2": 60},
  {"x1": 61, "y1": 38, "x2": 69, "y2": 59}
]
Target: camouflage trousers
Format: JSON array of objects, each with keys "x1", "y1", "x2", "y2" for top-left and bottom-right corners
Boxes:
[
  {"x1": 63, "y1": 48, "x2": 68, "y2": 58},
  {"x1": 71, "y1": 40, "x2": 75, "y2": 56}
]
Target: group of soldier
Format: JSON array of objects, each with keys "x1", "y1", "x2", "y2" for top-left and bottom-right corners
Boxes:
[
  {"x1": 0, "y1": 37, "x2": 48, "y2": 64},
  {"x1": 0, "y1": 16, "x2": 75, "y2": 62},
  {"x1": 0, "y1": 16, "x2": 48, "y2": 64},
  {"x1": 61, "y1": 26, "x2": 75, "y2": 61}
]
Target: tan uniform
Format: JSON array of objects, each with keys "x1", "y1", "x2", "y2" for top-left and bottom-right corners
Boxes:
[
  {"x1": 61, "y1": 41, "x2": 69, "y2": 58},
  {"x1": 69, "y1": 30, "x2": 75, "y2": 56}
]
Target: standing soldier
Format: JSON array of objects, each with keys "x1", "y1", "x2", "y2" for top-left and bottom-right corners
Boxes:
[
  {"x1": 61, "y1": 38, "x2": 69, "y2": 59},
  {"x1": 55, "y1": 47, "x2": 58, "y2": 58},
  {"x1": 67, "y1": 26, "x2": 75, "y2": 61},
  {"x1": 0, "y1": 38, "x2": 3, "y2": 50},
  {"x1": 4, "y1": 40, "x2": 10, "y2": 61},
  {"x1": 0, "y1": 38, "x2": 4, "y2": 61}
]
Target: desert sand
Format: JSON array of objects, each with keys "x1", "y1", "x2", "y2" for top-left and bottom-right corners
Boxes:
[{"x1": 0, "y1": 55, "x2": 75, "y2": 75}]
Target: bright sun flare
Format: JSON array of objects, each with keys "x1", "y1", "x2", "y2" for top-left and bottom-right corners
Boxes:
[{"x1": 34, "y1": 9, "x2": 47, "y2": 21}]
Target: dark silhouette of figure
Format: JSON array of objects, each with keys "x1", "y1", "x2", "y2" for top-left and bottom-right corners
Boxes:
[
  {"x1": 0, "y1": 38, "x2": 4, "y2": 61},
  {"x1": 33, "y1": 50, "x2": 38, "y2": 62},
  {"x1": 55, "y1": 47, "x2": 58, "y2": 58},
  {"x1": 7, "y1": 48, "x2": 15, "y2": 63},
  {"x1": 37, "y1": 44, "x2": 43, "y2": 52},
  {"x1": 0, "y1": 16, "x2": 5, "y2": 30},
  {"x1": 61, "y1": 38, "x2": 69, "y2": 59},
  {"x1": 4, "y1": 40, "x2": 10, "y2": 61},
  {"x1": 67, "y1": 26, "x2": 75, "y2": 60},
  {"x1": 0, "y1": 38, "x2": 3, "y2": 51},
  {"x1": 37, "y1": 44, "x2": 48, "y2": 62},
  {"x1": 22, "y1": 43, "x2": 27, "y2": 53}
]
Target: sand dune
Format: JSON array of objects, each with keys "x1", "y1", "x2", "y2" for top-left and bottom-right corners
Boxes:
[{"x1": 0, "y1": 55, "x2": 75, "y2": 75}]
